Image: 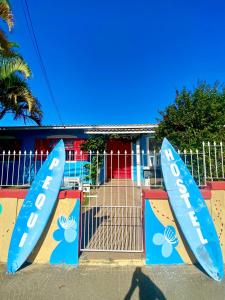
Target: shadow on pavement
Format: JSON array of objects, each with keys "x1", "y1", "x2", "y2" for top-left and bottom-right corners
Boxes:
[
  {"x1": 124, "y1": 267, "x2": 166, "y2": 300},
  {"x1": 80, "y1": 206, "x2": 108, "y2": 250}
]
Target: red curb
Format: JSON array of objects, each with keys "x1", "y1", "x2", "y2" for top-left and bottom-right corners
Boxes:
[
  {"x1": 1, "y1": 180, "x2": 225, "y2": 200},
  {"x1": 142, "y1": 188, "x2": 211, "y2": 200},
  {"x1": 0, "y1": 188, "x2": 82, "y2": 199},
  {"x1": 207, "y1": 181, "x2": 225, "y2": 190}
]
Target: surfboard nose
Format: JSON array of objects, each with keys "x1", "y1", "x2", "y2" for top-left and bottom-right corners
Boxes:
[
  {"x1": 56, "y1": 139, "x2": 65, "y2": 148},
  {"x1": 55, "y1": 139, "x2": 65, "y2": 155},
  {"x1": 162, "y1": 137, "x2": 169, "y2": 147}
]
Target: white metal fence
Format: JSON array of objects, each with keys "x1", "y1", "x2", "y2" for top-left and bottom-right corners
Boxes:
[
  {"x1": 147, "y1": 141, "x2": 225, "y2": 187},
  {"x1": 0, "y1": 141, "x2": 224, "y2": 188}
]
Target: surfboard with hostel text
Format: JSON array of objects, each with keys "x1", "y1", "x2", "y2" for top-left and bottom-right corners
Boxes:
[
  {"x1": 161, "y1": 138, "x2": 224, "y2": 281},
  {"x1": 7, "y1": 140, "x2": 65, "y2": 273}
]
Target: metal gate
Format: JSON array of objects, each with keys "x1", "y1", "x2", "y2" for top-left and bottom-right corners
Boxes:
[
  {"x1": 80, "y1": 154, "x2": 144, "y2": 253},
  {"x1": 80, "y1": 180, "x2": 143, "y2": 252}
]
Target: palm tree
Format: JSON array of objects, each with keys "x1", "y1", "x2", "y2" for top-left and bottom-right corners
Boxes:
[
  {"x1": 0, "y1": 0, "x2": 43, "y2": 125},
  {"x1": 0, "y1": 74, "x2": 43, "y2": 125}
]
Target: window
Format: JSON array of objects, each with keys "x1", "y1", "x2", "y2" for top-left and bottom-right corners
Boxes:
[
  {"x1": 35, "y1": 138, "x2": 88, "y2": 161},
  {"x1": 0, "y1": 139, "x2": 21, "y2": 153},
  {"x1": 147, "y1": 138, "x2": 160, "y2": 167},
  {"x1": 0, "y1": 139, "x2": 21, "y2": 161},
  {"x1": 73, "y1": 139, "x2": 88, "y2": 161}
]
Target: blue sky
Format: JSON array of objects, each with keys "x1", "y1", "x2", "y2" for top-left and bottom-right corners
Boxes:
[{"x1": 1, "y1": 0, "x2": 225, "y2": 126}]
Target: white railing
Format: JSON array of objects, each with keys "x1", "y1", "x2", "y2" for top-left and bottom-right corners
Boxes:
[
  {"x1": 0, "y1": 141, "x2": 224, "y2": 189},
  {"x1": 146, "y1": 141, "x2": 224, "y2": 187}
]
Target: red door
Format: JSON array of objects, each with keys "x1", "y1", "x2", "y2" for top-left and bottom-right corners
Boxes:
[{"x1": 107, "y1": 139, "x2": 132, "y2": 179}]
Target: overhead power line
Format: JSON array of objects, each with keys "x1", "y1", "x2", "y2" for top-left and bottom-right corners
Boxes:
[{"x1": 21, "y1": 0, "x2": 64, "y2": 125}]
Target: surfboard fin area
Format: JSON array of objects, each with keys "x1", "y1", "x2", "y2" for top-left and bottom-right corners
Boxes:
[{"x1": 160, "y1": 138, "x2": 224, "y2": 281}]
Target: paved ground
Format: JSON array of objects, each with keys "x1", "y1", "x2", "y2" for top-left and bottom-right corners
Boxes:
[{"x1": 0, "y1": 264, "x2": 225, "y2": 300}]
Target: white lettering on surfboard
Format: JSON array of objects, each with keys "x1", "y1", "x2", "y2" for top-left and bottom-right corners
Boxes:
[
  {"x1": 164, "y1": 148, "x2": 208, "y2": 245},
  {"x1": 42, "y1": 176, "x2": 53, "y2": 190},
  {"x1": 18, "y1": 157, "x2": 60, "y2": 248},
  {"x1": 165, "y1": 148, "x2": 174, "y2": 161},
  {"x1": 18, "y1": 233, "x2": 28, "y2": 248},
  {"x1": 27, "y1": 212, "x2": 38, "y2": 228},
  {"x1": 35, "y1": 193, "x2": 46, "y2": 210},
  {"x1": 49, "y1": 158, "x2": 59, "y2": 170},
  {"x1": 170, "y1": 163, "x2": 180, "y2": 177}
]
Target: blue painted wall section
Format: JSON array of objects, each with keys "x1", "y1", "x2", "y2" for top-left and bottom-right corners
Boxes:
[
  {"x1": 0, "y1": 160, "x2": 90, "y2": 186},
  {"x1": 64, "y1": 161, "x2": 90, "y2": 184},
  {"x1": 145, "y1": 199, "x2": 184, "y2": 265},
  {"x1": 50, "y1": 199, "x2": 80, "y2": 265},
  {"x1": 140, "y1": 135, "x2": 148, "y2": 183},
  {"x1": 0, "y1": 128, "x2": 151, "y2": 185}
]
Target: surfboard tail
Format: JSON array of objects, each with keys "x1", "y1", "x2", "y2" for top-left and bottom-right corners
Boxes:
[{"x1": 7, "y1": 261, "x2": 19, "y2": 273}]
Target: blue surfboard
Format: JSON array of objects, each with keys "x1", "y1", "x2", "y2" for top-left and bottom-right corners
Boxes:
[
  {"x1": 7, "y1": 140, "x2": 65, "y2": 273},
  {"x1": 161, "y1": 138, "x2": 224, "y2": 281}
]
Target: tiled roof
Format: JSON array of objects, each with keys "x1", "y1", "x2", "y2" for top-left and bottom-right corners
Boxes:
[{"x1": 0, "y1": 124, "x2": 157, "y2": 134}]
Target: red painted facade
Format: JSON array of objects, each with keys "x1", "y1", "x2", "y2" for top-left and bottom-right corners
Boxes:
[
  {"x1": 106, "y1": 139, "x2": 132, "y2": 179},
  {"x1": 35, "y1": 138, "x2": 88, "y2": 161}
]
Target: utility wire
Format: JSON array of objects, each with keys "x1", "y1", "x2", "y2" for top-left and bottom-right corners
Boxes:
[{"x1": 21, "y1": 0, "x2": 64, "y2": 125}]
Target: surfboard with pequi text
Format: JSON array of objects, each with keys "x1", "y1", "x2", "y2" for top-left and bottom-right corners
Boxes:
[{"x1": 7, "y1": 140, "x2": 65, "y2": 273}]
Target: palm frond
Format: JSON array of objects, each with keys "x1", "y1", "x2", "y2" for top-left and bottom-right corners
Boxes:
[
  {"x1": 0, "y1": 74, "x2": 34, "y2": 110},
  {"x1": 0, "y1": 29, "x2": 17, "y2": 56},
  {"x1": 13, "y1": 101, "x2": 43, "y2": 125},
  {"x1": 0, "y1": 55, "x2": 31, "y2": 79},
  {"x1": 0, "y1": 0, "x2": 13, "y2": 30}
]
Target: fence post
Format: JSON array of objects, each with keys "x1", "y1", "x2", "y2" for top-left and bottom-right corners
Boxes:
[
  {"x1": 6, "y1": 150, "x2": 10, "y2": 185},
  {"x1": 136, "y1": 139, "x2": 141, "y2": 187},
  {"x1": 190, "y1": 149, "x2": 193, "y2": 177},
  {"x1": 196, "y1": 149, "x2": 201, "y2": 186},
  {"x1": 214, "y1": 141, "x2": 218, "y2": 179},
  {"x1": 96, "y1": 150, "x2": 99, "y2": 186},
  {"x1": 202, "y1": 142, "x2": 207, "y2": 186},
  {"x1": 17, "y1": 150, "x2": 21, "y2": 186},
  {"x1": 208, "y1": 142, "x2": 213, "y2": 181},
  {"x1": 221, "y1": 142, "x2": 224, "y2": 179},
  {"x1": 104, "y1": 150, "x2": 107, "y2": 182},
  {"x1": 1, "y1": 151, "x2": 5, "y2": 186}
]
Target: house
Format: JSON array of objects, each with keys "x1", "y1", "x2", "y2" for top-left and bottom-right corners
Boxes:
[
  {"x1": 0, "y1": 124, "x2": 158, "y2": 187},
  {"x1": 1, "y1": 124, "x2": 225, "y2": 260}
]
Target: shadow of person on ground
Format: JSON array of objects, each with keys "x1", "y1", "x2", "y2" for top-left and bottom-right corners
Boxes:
[
  {"x1": 80, "y1": 206, "x2": 108, "y2": 250},
  {"x1": 124, "y1": 267, "x2": 166, "y2": 300}
]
